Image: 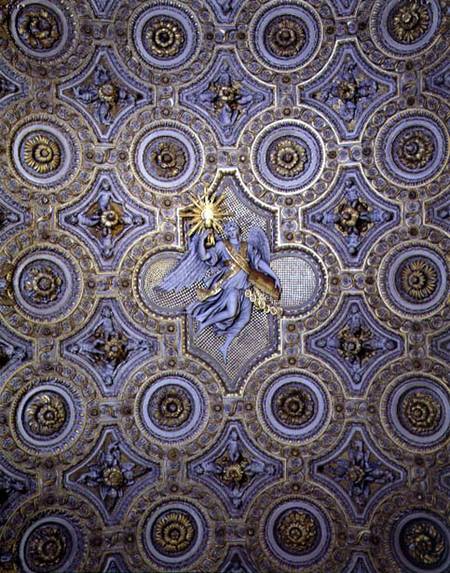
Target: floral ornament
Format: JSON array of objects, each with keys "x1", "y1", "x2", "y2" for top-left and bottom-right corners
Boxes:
[
  {"x1": 275, "y1": 509, "x2": 318, "y2": 554},
  {"x1": 314, "y1": 301, "x2": 398, "y2": 385},
  {"x1": 400, "y1": 258, "x2": 438, "y2": 300},
  {"x1": 149, "y1": 385, "x2": 192, "y2": 429},
  {"x1": 144, "y1": 16, "x2": 186, "y2": 59},
  {"x1": 16, "y1": 6, "x2": 60, "y2": 50},
  {"x1": 338, "y1": 323, "x2": 375, "y2": 364},
  {"x1": 395, "y1": 129, "x2": 434, "y2": 170},
  {"x1": 264, "y1": 16, "x2": 306, "y2": 58},
  {"x1": 400, "y1": 518, "x2": 446, "y2": 568},
  {"x1": 399, "y1": 390, "x2": 442, "y2": 435},
  {"x1": 23, "y1": 134, "x2": 61, "y2": 175},
  {"x1": 322, "y1": 176, "x2": 394, "y2": 257},
  {"x1": 318, "y1": 434, "x2": 396, "y2": 510},
  {"x1": 67, "y1": 189, "x2": 144, "y2": 259},
  {"x1": 22, "y1": 264, "x2": 64, "y2": 304},
  {"x1": 390, "y1": 1, "x2": 430, "y2": 44},
  {"x1": 194, "y1": 429, "x2": 275, "y2": 510},
  {"x1": 198, "y1": 61, "x2": 262, "y2": 136},
  {"x1": 76, "y1": 441, "x2": 136, "y2": 510},
  {"x1": 67, "y1": 305, "x2": 153, "y2": 386},
  {"x1": 318, "y1": 58, "x2": 379, "y2": 127},
  {"x1": 150, "y1": 139, "x2": 187, "y2": 179},
  {"x1": 268, "y1": 138, "x2": 307, "y2": 178},
  {"x1": 74, "y1": 65, "x2": 136, "y2": 127},
  {"x1": 273, "y1": 384, "x2": 315, "y2": 427},
  {"x1": 25, "y1": 392, "x2": 67, "y2": 437},
  {"x1": 152, "y1": 510, "x2": 195, "y2": 554},
  {"x1": 26, "y1": 524, "x2": 70, "y2": 572}
]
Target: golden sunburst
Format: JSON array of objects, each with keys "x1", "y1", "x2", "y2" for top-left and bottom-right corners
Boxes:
[{"x1": 181, "y1": 190, "x2": 228, "y2": 243}]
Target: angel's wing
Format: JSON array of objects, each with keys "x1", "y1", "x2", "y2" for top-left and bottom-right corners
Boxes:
[
  {"x1": 158, "y1": 234, "x2": 208, "y2": 292},
  {"x1": 248, "y1": 226, "x2": 271, "y2": 267}
]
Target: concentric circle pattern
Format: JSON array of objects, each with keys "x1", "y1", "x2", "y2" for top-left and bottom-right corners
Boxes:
[
  {"x1": 142, "y1": 501, "x2": 207, "y2": 568},
  {"x1": 132, "y1": 3, "x2": 198, "y2": 69},
  {"x1": 379, "y1": 245, "x2": 448, "y2": 317},
  {"x1": 251, "y1": 2, "x2": 321, "y2": 71},
  {"x1": 392, "y1": 511, "x2": 450, "y2": 573},
  {"x1": 19, "y1": 515, "x2": 82, "y2": 573},
  {"x1": 259, "y1": 374, "x2": 329, "y2": 441},
  {"x1": 13, "y1": 379, "x2": 83, "y2": 454},
  {"x1": 385, "y1": 377, "x2": 450, "y2": 449},
  {"x1": 370, "y1": 0, "x2": 442, "y2": 58},
  {"x1": 9, "y1": 0, "x2": 72, "y2": 59},
  {"x1": 252, "y1": 121, "x2": 324, "y2": 192},
  {"x1": 133, "y1": 123, "x2": 203, "y2": 192},
  {"x1": 13, "y1": 249, "x2": 82, "y2": 322},
  {"x1": 375, "y1": 112, "x2": 448, "y2": 187},
  {"x1": 138, "y1": 375, "x2": 207, "y2": 442},
  {"x1": 265, "y1": 500, "x2": 331, "y2": 567},
  {"x1": 11, "y1": 122, "x2": 78, "y2": 188}
]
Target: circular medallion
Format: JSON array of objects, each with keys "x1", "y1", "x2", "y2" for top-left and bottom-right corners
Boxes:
[
  {"x1": 9, "y1": 0, "x2": 72, "y2": 59},
  {"x1": 370, "y1": 0, "x2": 441, "y2": 58},
  {"x1": 392, "y1": 512, "x2": 450, "y2": 573},
  {"x1": 138, "y1": 375, "x2": 207, "y2": 442},
  {"x1": 14, "y1": 380, "x2": 82, "y2": 452},
  {"x1": 133, "y1": 123, "x2": 203, "y2": 192},
  {"x1": 19, "y1": 516, "x2": 82, "y2": 573},
  {"x1": 259, "y1": 374, "x2": 329, "y2": 442},
  {"x1": 379, "y1": 245, "x2": 448, "y2": 317},
  {"x1": 13, "y1": 249, "x2": 82, "y2": 322},
  {"x1": 143, "y1": 501, "x2": 207, "y2": 569},
  {"x1": 375, "y1": 113, "x2": 447, "y2": 187},
  {"x1": 12, "y1": 121, "x2": 79, "y2": 188},
  {"x1": 386, "y1": 378, "x2": 449, "y2": 449},
  {"x1": 132, "y1": 4, "x2": 198, "y2": 70},
  {"x1": 251, "y1": 2, "x2": 321, "y2": 71},
  {"x1": 252, "y1": 121, "x2": 324, "y2": 192},
  {"x1": 265, "y1": 500, "x2": 331, "y2": 567}
]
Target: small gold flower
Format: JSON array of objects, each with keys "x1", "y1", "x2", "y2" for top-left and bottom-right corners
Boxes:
[
  {"x1": 150, "y1": 141, "x2": 186, "y2": 179},
  {"x1": 23, "y1": 134, "x2": 61, "y2": 174},
  {"x1": 17, "y1": 8, "x2": 60, "y2": 50},
  {"x1": 396, "y1": 129, "x2": 434, "y2": 171},
  {"x1": 277, "y1": 510, "x2": 318, "y2": 554},
  {"x1": 27, "y1": 525, "x2": 68, "y2": 569},
  {"x1": 275, "y1": 387, "x2": 315, "y2": 426},
  {"x1": 266, "y1": 16, "x2": 306, "y2": 58},
  {"x1": 153, "y1": 511, "x2": 195, "y2": 554},
  {"x1": 269, "y1": 138, "x2": 307, "y2": 178},
  {"x1": 23, "y1": 266, "x2": 63, "y2": 303},
  {"x1": 153, "y1": 387, "x2": 191, "y2": 428},
  {"x1": 401, "y1": 520, "x2": 446, "y2": 567},
  {"x1": 400, "y1": 391, "x2": 441, "y2": 435},
  {"x1": 400, "y1": 258, "x2": 437, "y2": 300},
  {"x1": 25, "y1": 393, "x2": 67, "y2": 436},
  {"x1": 391, "y1": 1, "x2": 430, "y2": 44},
  {"x1": 145, "y1": 17, "x2": 186, "y2": 58}
]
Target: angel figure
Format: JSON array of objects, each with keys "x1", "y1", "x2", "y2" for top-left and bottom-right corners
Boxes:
[{"x1": 158, "y1": 219, "x2": 281, "y2": 362}]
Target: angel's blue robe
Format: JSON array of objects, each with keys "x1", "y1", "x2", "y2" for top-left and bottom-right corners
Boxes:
[{"x1": 188, "y1": 240, "x2": 253, "y2": 338}]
